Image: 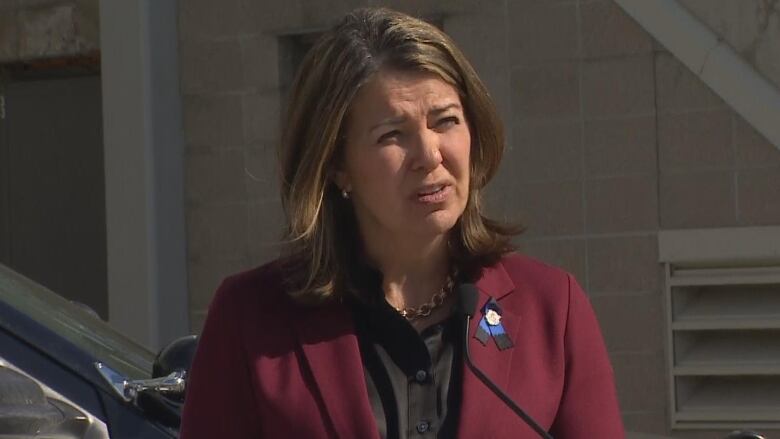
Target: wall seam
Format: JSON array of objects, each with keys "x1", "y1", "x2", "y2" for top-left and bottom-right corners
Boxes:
[{"x1": 575, "y1": 0, "x2": 589, "y2": 291}]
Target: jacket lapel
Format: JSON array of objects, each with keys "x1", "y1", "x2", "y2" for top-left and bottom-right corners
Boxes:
[
  {"x1": 293, "y1": 302, "x2": 380, "y2": 439},
  {"x1": 457, "y1": 261, "x2": 522, "y2": 438}
]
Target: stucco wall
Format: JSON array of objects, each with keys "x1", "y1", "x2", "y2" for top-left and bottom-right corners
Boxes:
[{"x1": 0, "y1": 0, "x2": 99, "y2": 62}]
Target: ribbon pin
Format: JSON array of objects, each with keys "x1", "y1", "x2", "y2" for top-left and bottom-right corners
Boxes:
[{"x1": 474, "y1": 298, "x2": 514, "y2": 351}]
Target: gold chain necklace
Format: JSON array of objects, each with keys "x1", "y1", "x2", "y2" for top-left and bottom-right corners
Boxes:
[{"x1": 393, "y1": 277, "x2": 454, "y2": 321}]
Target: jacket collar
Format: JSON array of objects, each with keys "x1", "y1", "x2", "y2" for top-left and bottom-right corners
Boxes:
[
  {"x1": 291, "y1": 258, "x2": 518, "y2": 439},
  {"x1": 293, "y1": 301, "x2": 381, "y2": 439},
  {"x1": 457, "y1": 259, "x2": 522, "y2": 438}
]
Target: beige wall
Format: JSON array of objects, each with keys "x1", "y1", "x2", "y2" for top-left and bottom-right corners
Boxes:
[
  {"x1": 178, "y1": 0, "x2": 780, "y2": 436},
  {"x1": 0, "y1": 0, "x2": 99, "y2": 62}
]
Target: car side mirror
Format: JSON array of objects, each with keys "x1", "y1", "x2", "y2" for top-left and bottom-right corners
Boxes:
[
  {"x1": 153, "y1": 335, "x2": 199, "y2": 395},
  {"x1": 96, "y1": 335, "x2": 198, "y2": 403},
  {"x1": 96, "y1": 335, "x2": 199, "y2": 430}
]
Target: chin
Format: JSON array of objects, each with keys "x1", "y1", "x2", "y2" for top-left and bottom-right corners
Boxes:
[{"x1": 415, "y1": 209, "x2": 461, "y2": 237}]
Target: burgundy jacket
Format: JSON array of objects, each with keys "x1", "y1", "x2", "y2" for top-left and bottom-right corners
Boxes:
[{"x1": 180, "y1": 253, "x2": 625, "y2": 438}]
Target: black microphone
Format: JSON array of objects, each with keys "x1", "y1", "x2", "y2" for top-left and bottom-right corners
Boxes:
[{"x1": 456, "y1": 284, "x2": 554, "y2": 439}]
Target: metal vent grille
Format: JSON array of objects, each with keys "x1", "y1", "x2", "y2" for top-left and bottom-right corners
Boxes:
[
  {"x1": 664, "y1": 263, "x2": 780, "y2": 429},
  {"x1": 659, "y1": 227, "x2": 780, "y2": 430}
]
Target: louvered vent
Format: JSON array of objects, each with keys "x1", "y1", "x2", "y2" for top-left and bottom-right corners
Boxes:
[{"x1": 659, "y1": 227, "x2": 780, "y2": 430}]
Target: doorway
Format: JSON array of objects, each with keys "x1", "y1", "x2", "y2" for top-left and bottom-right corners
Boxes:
[{"x1": 0, "y1": 69, "x2": 107, "y2": 319}]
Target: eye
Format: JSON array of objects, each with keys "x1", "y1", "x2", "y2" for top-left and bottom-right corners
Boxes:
[
  {"x1": 437, "y1": 116, "x2": 460, "y2": 129},
  {"x1": 377, "y1": 130, "x2": 401, "y2": 144}
]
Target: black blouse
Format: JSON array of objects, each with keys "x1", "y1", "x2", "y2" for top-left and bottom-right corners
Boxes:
[{"x1": 348, "y1": 295, "x2": 464, "y2": 439}]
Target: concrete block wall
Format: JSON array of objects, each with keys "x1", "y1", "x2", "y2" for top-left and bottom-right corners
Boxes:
[
  {"x1": 179, "y1": 0, "x2": 286, "y2": 331},
  {"x1": 0, "y1": 0, "x2": 98, "y2": 63},
  {"x1": 178, "y1": 0, "x2": 780, "y2": 436}
]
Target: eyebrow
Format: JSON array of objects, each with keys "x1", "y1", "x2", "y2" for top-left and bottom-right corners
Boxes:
[
  {"x1": 368, "y1": 103, "x2": 463, "y2": 132},
  {"x1": 369, "y1": 115, "x2": 406, "y2": 132},
  {"x1": 430, "y1": 102, "x2": 462, "y2": 114}
]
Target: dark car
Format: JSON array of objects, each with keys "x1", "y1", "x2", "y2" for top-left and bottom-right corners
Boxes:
[{"x1": 0, "y1": 263, "x2": 196, "y2": 439}]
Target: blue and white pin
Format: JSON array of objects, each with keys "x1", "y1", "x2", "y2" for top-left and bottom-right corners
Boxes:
[{"x1": 474, "y1": 298, "x2": 514, "y2": 351}]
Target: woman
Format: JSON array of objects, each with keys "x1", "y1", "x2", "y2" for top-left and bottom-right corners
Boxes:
[{"x1": 180, "y1": 7, "x2": 624, "y2": 439}]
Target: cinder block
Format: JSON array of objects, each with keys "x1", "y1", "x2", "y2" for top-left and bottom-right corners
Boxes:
[
  {"x1": 510, "y1": 119, "x2": 582, "y2": 182},
  {"x1": 187, "y1": 257, "x2": 251, "y2": 312},
  {"x1": 655, "y1": 52, "x2": 724, "y2": 112},
  {"x1": 584, "y1": 116, "x2": 657, "y2": 177},
  {"x1": 508, "y1": 1, "x2": 578, "y2": 66},
  {"x1": 179, "y1": 38, "x2": 245, "y2": 94},
  {"x1": 0, "y1": 9, "x2": 18, "y2": 61},
  {"x1": 242, "y1": 0, "x2": 307, "y2": 33},
  {"x1": 182, "y1": 94, "x2": 245, "y2": 147},
  {"x1": 187, "y1": 203, "x2": 249, "y2": 259},
  {"x1": 477, "y1": 68, "x2": 512, "y2": 131},
  {"x1": 735, "y1": 115, "x2": 780, "y2": 168},
  {"x1": 483, "y1": 158, "x2": 534, "y2": 222},
  {"x1": 585, "y1": 175, "x2": 658, "y2": 233},
  {"x1": 621, "y1": 411, "x2": 668, "y2": 437},
  {"x1": 581, "y1": 55, "x2": 655, "y2": 119},
  {"x1": 242, "y1": 91, "x2": 282, "y2": 144},
  {"x1": 189, "y1": 310, "x2": 208, "y2": 334},
  {"x1": 588, "y1": 235, "x2": 659, "y2": 294},
  {"x1": 580, "y1": 0, "x2": 654, "y2": 59},
  {"x1": 18, "y1": 4, "x2": 77, "y2": 58},
  {"x1": 179, "y1": 0, "x2": 259, "y2": 40},
  {"x1": 380, "y1": 0, "x2": 478, "y2": 20},
  {"x1": 659, "y1": 170, "x2": 737, "y2": 228},
  {"x1": 516, "y1": 238, "x2": 588, "y2": 288},
  {"x1": 658, "y1": 109, "x2": 733, "y2": 172},
  {"x1": 185, "y1": 148, "x2": 247, "y2": 206},
  {"x1": 511, "y1": 62, "x2": 580, "y2": 120},
  {"x1": 244, "y1": 143, "x2": 280, "y2": 203},
  {"x1": 610, "y1": 351, "x2": 667, "y2": 413},
  {"x1": 241, "y1": 35, "x2": 280, "y2": 92},
  {"x1": 247, "y1": 201, "x2": 285, "y2": 265},
  {"x1": 298, "y1": 0, "x2": 376, "y2": 29},
  {"x1": 738, "y1": 167, "x2": 780, "y2": 225},
  {"x1": 445, "y1": 6, "x2": 511, "y2": 121},
  {"x1": 589, "y1": 292, "x2": 664, "y2": 352},
  {"x1": 512, "y1": 179, "x2": 584, "y2": 237}
]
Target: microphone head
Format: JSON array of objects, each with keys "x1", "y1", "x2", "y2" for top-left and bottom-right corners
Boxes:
[{"x1": 456, "y1": 283, "x2": 479, "y2": 318}]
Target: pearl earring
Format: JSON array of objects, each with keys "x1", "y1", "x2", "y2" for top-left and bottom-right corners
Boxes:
[{"x1": 341, "y1": 189, "x2": 350, "y2": 199}]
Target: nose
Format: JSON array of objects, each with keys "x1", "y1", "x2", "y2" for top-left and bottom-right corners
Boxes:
[{"x1": 411, "y1": 129, "x2": 443, "y2": 172}]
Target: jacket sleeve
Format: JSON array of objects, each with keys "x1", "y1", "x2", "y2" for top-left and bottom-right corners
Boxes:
[
  {"x1": 549, "y1": 275, "x2": 625, "y2": 438},
  {"x1": 180, "y1": 278, "x2": 262, "y2": 438}
]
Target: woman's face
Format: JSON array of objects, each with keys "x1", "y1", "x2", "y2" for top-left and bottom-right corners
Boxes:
[{"x1": 336, "y1": 68, "x2": 471, "y2": 244}]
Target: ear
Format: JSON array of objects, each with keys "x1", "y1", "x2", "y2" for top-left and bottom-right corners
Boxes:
[{"x1": 332, "y1": 170, "x2": 351, "y2": 193}]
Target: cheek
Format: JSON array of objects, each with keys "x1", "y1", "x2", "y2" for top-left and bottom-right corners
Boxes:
[
  {"x1": 445, "y1": 131, "x2": 472, "y2": 179},
  {"x1": 348, "y1": 148, "x2": 406, "y2": 193}
]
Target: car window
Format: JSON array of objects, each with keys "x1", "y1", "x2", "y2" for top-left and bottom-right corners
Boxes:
[{"x1": 0, "y1": 263, "x2": 155, "y2": 380}]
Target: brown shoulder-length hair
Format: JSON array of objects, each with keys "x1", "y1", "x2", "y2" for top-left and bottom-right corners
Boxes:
[{"x1": 279, "y1": 7, "x2": 521, "y2": 304}]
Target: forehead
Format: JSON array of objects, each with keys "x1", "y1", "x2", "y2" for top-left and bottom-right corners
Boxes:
[{"x1": 347, "y1": 68, "x2": 462, "y2": 120}]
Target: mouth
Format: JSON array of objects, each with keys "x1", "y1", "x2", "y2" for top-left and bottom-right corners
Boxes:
[{"x1": 416, "y1": 184, "x2": 451, "y2": 203}]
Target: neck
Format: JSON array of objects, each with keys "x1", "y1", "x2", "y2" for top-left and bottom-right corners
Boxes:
[{"x1": 362, "y1": 231, "x2": 451, "y2": 310}]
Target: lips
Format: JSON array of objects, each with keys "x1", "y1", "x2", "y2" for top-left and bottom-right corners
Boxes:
[
  {"x1": 418, "y1": 185, "x2": 445, "y2": 196},
  {"x1": 416, "y1": 184, "x2": 451, "y2": 203}
]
